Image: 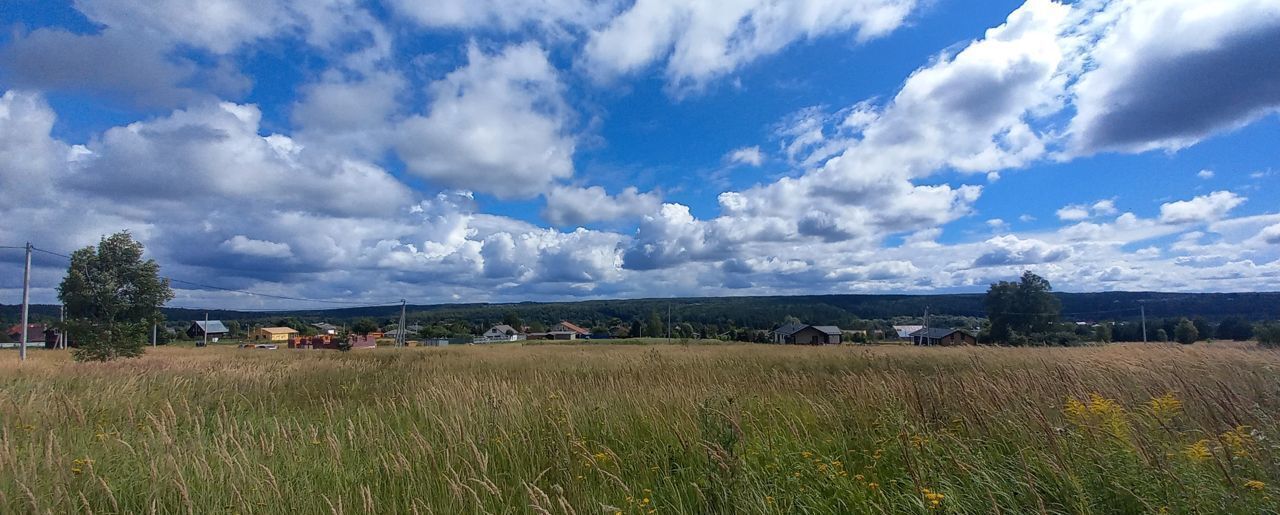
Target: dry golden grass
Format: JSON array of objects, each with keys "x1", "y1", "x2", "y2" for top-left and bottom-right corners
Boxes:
[{"x1": 3, "y1": 342, "x2": 1280, "y2": 513}]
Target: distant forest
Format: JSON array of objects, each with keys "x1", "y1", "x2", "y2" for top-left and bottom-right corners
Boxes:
[{"x1": 6, "y1": 292, "x2": 1279, "y2": 340}]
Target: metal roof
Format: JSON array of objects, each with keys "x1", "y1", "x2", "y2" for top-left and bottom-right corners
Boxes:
[
  {"x1": 193, "y1": 320, "x2": 229, "y2": 333},
  {"x1": 772, "y1": 322, "x2": 808, "y2": 336},
  {"x1": 909, "y1": 327, "x2": 974, "y2": 339},
  {"x1": 775, "y1": 323, "x2": 842, "y2": 336},
  {"x1": 258, "y1": 327, "x2": 298, "y2": 334}
]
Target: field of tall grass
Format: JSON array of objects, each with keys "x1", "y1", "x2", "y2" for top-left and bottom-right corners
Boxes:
[{"x1": 3, "y1": 342, "x2": 1280, "y2": 514}]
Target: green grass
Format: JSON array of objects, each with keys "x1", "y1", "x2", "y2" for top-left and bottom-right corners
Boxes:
[{"x1": 3, "y1": 343, "x2": 1280, "y2": 513}]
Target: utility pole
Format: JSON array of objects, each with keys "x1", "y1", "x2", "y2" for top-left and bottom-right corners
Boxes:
[
  {"x1": 399, "y1": 299, "x2": 407, "y2": 347},
  {"x1": 19, "y1": 242, "x2": 31, "y2": 361},
  {"x1": 200, "y1": 312, "x2": 209, "y2": 347},
  {"x1": 152, "y1": 322, "x2": 157, "y2": 347},
  {"x1": 58, "y1": 304, "x2": 65, "y2": 349},
  {"x1": 922, "y1": 306, "x2": 929, "y2": 346},
  {"x1": 1140, "y1": 303, "x2": 1148, "y2": 343}
]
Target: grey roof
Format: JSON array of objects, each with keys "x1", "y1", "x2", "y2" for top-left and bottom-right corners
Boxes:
[
  {"x1": 487, "y1": 324, "x2": 519, "y2": 335},
  {"x1": 776, "y1": 323, "x2": 842, "y2": 336},
  {"x1": 893, "y1": 325, "x2": 924, "y2": 338},
  {"x1": 312, "y1": 322, "x2": 338, "y2": 331},
  {"x1": 193, "y1": 320, "x2": 228, "y2": 333},
  {"x1": 909, "y1": 327, "x2": 974, "y2": 339},
  {"x1": 773, "y1": 322, "x2": 808, "y2": 336}
]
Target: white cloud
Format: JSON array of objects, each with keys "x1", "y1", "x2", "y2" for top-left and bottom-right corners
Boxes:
[
  {"x1": 1067, "y1": 0, "x2": 1280, "y2": 154},
  {"x1": 292, "y1": 70, "x2": 405, "y2": 156},
  {"x1": 396, "y1": 43, "x2": 575, "y2": 199},
  {"x1": 221, "y1": 235, "x2": 294, "y2": 258},
  {"x1": 1197, "y1": 169, "x2": 1215, "y2": 180},
  {"x1": 582, "y1": 0, "x2": 918, "y2": 94},
  {"x1": 973, "y1": 235, "x2": 1072, "y2": 267},
  {"x1": 725, "y1": 146, "x2": 764, "y2": 167},
  {"x1": 1159, "y1": 191, "x2": 1246, "y2": 224},
  {"x1": 542, "y1": 185, "x2": 662, "y2": 226},
  {"x1": 1057, "y1": 205, "x2": 1090, "y2": 221},
  {"x1": 1091, "y1": 199, "x2": 1118, "y2": 216},
  {"x1": 387, "y1": 0, "x2": 616, "y2": 30}
]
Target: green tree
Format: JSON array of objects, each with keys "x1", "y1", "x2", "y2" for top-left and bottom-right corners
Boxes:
[
  {"x1": 1217, "y1": 317, "x2": 1253, "y2": 341},
  {"x1": 224, "y1": 320, "x2": 241, "y2": 338},
  {"x1": 1174, "y1": 318, "x2": 1199, "y2": 345},
  {"x1": 630, "y1": 318, "x2": 643, "y2": 338},
  {"x1": 352, "y1": 318, "x2": 379, "y2": 336},
  {"x1": 647, "y1": 310, "x2": 664, "y2": 338},
  {"x1": 984, "y1": 271, "x2": 1062, "y2": 345},
  {"x1": 1155, "y1": 328, "x2": 1168, "y2": 342},
  {"x1": 1193, "y1": 317, "x2": 1213, "y2": 341},
  {"x1": 502, "y1": 312, "x2": 523, "y2": 331},
  {"x1": 1094, "y1": 324, "x2": 1112, "y2": 343},
  {"x1": 1255, "y1": 322, "x2": 1280, "y2": 348},
  {"x1": 58, "y1": 232, "x2": 174, "y2": 362}
]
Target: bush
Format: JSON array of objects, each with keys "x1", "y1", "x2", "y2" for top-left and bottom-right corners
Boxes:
[
  {"x1": 1256, "y1": 322, "x2": 1280, "y2": 348},
  {"x1": 1174, "y1": 318, "x2": 1198, "y2": 345}
]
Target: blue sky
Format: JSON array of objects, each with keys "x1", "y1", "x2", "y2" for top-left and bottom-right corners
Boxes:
[{"x1": 1, "y1": 0, "x2": 1278, "y2": 309}]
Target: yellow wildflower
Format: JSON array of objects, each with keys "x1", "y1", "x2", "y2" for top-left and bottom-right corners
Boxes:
[
  {"x1": 868, "y1": 482, "x2": 879, "y2": 491},
  {"x1": 1245, "y1": 480, "x2": 1265, "y2": 491},
  {"x1": 1221, "y1": 426, "x2": 1254, "y2": 458},
  {"x1": 1184, "y1": 439, "x2": 1212, "y2": 462},
  {"x1": 854, "y1": 474, "x2": 865, "y2": 481},
  {"x1": 1146, "y1": 393, "x2": 1182, "y2": 422}
]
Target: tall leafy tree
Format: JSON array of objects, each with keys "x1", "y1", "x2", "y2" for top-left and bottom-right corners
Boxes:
[
  {"x1": 1175, "y1": 318, "x2": 1199, "y2": 345},
  {"x1": 58, "y1": 232, "x2": 174, "y2": 361},
  {"x1": 647, "y1": 310, "x2": 664, "y2": 338},
  {"x1": 984, "y1": 271, "x2": 1062, "y2": 345},
  {"x1": 502, "y1": 312, "x2": 523, "y2": 330},
  {"x1": 351, "y1": 318, "x2": 379, "y2": 336}
]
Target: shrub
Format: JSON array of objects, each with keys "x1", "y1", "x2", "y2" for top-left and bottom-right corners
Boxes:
[{"x1": 1256, "y1": 322, "x2": 1280, "y2": 348}]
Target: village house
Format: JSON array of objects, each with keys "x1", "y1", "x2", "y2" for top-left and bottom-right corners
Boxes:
[
  {"x1": 483, "y1": 324, "x2": 523, "y2": 340},
  {"x1": 893, "y1": 325, "x2": 924, "y2": 341},
  {"x1": 3, "y1": 323, "x2": 46, "y2": 347},
  {"x1": 772, "y1": 322, "x2": 843, "y2": 345},
  {"x1": 542, "y1": 321, "x2": 589, "y2": 340},
  {"x1": 253, "y1": 327, "x2": 299, "y2": 343},
  {"x1": 187, "y1": 320, "x2": 229, "y2": 341},
  {"x1": 384, "y1": 324, "x2": 423, "y2": 341},
  {"x1": 910, "y1": 328, "x2": 977, "y2": 346}
]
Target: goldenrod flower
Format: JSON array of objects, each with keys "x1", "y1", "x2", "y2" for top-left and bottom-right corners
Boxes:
[{"x1": 1184, "y1": 439, "x2": 1211, "y2": 462}]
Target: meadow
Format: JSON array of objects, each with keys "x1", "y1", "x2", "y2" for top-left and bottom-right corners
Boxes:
[{"x1": 3, "y1": 342, "x2": 1280, "y2": 514}]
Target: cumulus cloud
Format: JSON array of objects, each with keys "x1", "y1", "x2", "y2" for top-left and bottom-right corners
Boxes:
[
  {"x1": 221, "y1": 235, "x2": 294, "y2": 258},
  {"x1": 1198, "y1": 169, "x2": 1216, "y2": 180},
  {"x1": 396, "y1": 43, "x2": 575, "y2": 199},
  {"x1": 542, "y1": 185, "x2": 662, "y2": 226},
  {"x1": 0, "y1": 28, "x2": 250, "y2": 108},
  {"x1": 724, "y1": 146, "x2": 764, "y2": 167},
  {"x1": 582, "y1": 0, "x2": 918, "y2": 94},
  {"x1": 1068, "y1": 0, "x2": 1280, "y2": 154},
  {"x1": 973, "y1": 235, "x2": 1072, "y2": 267},
  {"x1": 387, "y1": 0, "x2": 616, "y2": 30},
  {"x1": 1056, "y1": 205, "x2": 1090, "y2": 221},
  {"x1": 1159, "y1": 191, "x2": 1246, "y2": 224}
]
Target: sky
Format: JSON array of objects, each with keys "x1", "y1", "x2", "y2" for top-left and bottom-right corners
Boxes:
[{"x1": 1, "y1": 0, "x2": 1278, "y2": 311}]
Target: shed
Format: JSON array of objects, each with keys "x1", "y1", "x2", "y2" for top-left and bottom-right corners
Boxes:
[
  {"x1": 910, "y1": 328, "x2": 977, "y2": 346},
  {"x1": 187, "y1": 320, "x2": 229, "y2": 340},
  {"x1": 773, "y1": 323, "x2": 842, "y2": 345}
]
